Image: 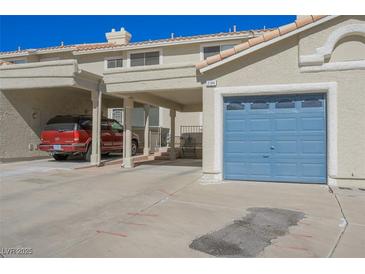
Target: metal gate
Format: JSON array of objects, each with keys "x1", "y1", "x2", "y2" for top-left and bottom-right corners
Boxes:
[{"x1": 180, "y1": 126, "x2": 203, "y2": 159}]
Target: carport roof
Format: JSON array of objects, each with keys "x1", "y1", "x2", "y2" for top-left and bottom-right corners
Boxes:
[
  {"x1": 0, "y1": 59, "x2": 102, "y2": 91},
  {"x1": 196, "y1": 15, "x2": 338, "y2": 72}
]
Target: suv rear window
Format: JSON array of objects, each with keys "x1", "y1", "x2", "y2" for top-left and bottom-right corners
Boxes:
[
  {"x1": 44, "y1": 123, "x2": 76, "y2": 131},
  {"x1": 44, "y1": 116, "x2": 79, "y2": 131}
]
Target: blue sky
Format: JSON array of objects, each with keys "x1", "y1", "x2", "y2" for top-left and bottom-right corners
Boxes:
[{"x1": 0, "y1": 16, "x2": 295, "y2": 52}]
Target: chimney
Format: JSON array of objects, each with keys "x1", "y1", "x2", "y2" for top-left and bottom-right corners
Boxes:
[{"x1": 105, "y1": 27, "x2": 132, "y2": 45}]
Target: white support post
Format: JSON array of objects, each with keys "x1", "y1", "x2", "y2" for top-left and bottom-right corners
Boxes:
[
  {"x1": 143, "y1": 104, "x2": 150, "y2": 156},
  {"x1": 169, "y1": 109, "x2": 176, "y2": 160},
  {"x1": 91, "y1": 89, "x2": 102, "y2": 165},
  {"x1": 123, "y1": 97, "x2": 134, "y2": 168}
]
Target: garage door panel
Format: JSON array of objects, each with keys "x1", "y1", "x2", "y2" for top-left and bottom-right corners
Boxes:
[
  {"x1": 300, "y1": 163, "x2": 326, "y2": 178},
  {"x1": 225, "y1": 141, "x2": 249, "y2": 153},
  {"x1": 301, "y1": 140, "x2": 326, "y2": 154},
  {"x1": 225, "y1": 162, "x2": 250, "y2": 176},
  {"x1": 274, "y1": 140, "x2": 297, "y2": 153},
  {"x1": 272, "y1": 162, "x2": 298, "y2": 176},
  {"x1": 301, "y1": 117, "x2": 325, "y2": 131},
  {"x1": 225, "y1": 132, "x2": 248, "y2": 141},
  {"x1": 223, "y1": 94, "x2": 326, "y2": 184},
  {"x1": 225, "y1": 120, "x2": 246, "y2": 131},
  {"x1": 274, "y1": 117, "x2": 297, "y2": 131},
  {"x1": 250, "y1": 140, "x2": 271, "y2": 153},
  {"x1": 248, "y1": 118, "x2": 271, "y2": 131},
  {"x1": 250, "y1": 162, "x2": 271, "y2": 176}
]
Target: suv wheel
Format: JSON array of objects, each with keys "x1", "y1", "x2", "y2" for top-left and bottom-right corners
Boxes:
[
  {"x1": 132, "y1": 140, "x2": 138, "y2": 156},
  {"x1": 53, "y1": 154, "x2": 68, "y2": 161},
  {"x1": 83, "y1": 145, "x2": 92, "y2": 162}
]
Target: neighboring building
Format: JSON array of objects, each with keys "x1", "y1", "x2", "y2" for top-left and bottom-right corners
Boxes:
[{"x1": 1, "y1": 15, "x2": 365, "y2": 188}]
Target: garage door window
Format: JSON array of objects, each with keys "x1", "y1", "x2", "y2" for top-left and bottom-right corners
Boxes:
[
  {"x1": 251, "y1": 100, "x2": 269, "y2": 109},
  {"x1": 275, "y1": 99, "x2": 295, "y2": 109},
  {"x1": 302, "y1": 98, "x2": 322, "y2": 108},
  {"x1": 227, "y1": 102, "x2": 245, "y2": 110}
]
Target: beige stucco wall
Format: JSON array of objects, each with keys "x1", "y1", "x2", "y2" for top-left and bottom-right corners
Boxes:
[
  {"x1": 175, "y1": 111, "x2": 202, "y2": 137},
  {"x1": 0, "y1": 88, "x2": 120, "y2": 161},
  {"x1": 201, "y1": 16, "x2": 365, "y2": 185},
  {"x1": 159, "y1": 107, "x2": 202, "y2": 135},
  {"x1": 75, "y1": 38, "x2": 246, "y2": 75}
]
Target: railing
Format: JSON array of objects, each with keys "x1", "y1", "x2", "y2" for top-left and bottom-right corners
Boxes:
[
  {"x1": 179, "y1": 126, "x2": 203, "y2": 159},
  {"x1": 132, "y1": 126, "x2": 169, "y2": 153}
]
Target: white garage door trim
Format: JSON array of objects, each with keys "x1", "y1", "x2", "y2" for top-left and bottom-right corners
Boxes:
[{"x1": 207, "y1": 82, "x2": 338, "y2": 185}]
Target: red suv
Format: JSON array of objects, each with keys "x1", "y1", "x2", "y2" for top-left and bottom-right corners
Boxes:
[{"x1": 39, "y1": 115, "x2": 139, "y2": 161}]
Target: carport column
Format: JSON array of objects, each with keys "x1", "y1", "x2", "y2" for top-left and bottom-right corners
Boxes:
[
  {"x1": 169, "y1": 109, "x2": 176, "y2": 160},
  {"x1": 143, "y1": 104, "x2": 150, "y2": 156},
  {"x1": 123, "y1": 97, "x2": 134, "y2": 168},
  {"x1": 91, "y1": 89, "x2": 102, "y2": 165}
]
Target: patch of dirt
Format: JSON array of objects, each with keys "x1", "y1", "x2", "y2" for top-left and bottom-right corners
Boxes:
[{"x1": 189, "y1": 207, "x2": 305, "y2": 257}]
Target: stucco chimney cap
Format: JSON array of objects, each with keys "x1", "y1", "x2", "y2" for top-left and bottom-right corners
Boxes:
[{"x1": 105, "y1": 27, "x2": 132, "y2": 45}]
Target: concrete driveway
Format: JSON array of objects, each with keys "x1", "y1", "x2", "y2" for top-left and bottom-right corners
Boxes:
[
  {"x1": 0, "y1": 154, "x2": 123, "y2": 179},
  {"x1": 0, "y1": 159, "x2": 364, "y2": 257}
]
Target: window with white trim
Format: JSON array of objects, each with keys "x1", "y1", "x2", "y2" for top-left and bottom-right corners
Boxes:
[
  {"x1": 130, "y1": 51, "x2": 160, "y2": 67},
  {"x1": 203, "y1": 44, "x2": 235, "y2": 59},
  {"x1": 106, "y1": 58, "x2": 123, "y2": 69}
]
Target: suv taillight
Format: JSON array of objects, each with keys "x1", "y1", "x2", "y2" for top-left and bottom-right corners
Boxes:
[{"x1": 73, "y1": 130, "x2": 80, "y2": 142}]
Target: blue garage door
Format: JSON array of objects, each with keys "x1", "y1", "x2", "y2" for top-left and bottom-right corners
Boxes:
[{"x1": 223, "y1": 94, "x2": 326, "y2": 184}]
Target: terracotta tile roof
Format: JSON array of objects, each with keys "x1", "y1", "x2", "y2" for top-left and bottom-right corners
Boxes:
[
  {"x1": 0, "y1": 44, "x2": 75, "y2": 56},
  {"x1": 196, "y1": 15, "x2": 328, "y2": 70},
  {"x1": 0, "y1": 29, "x2": 271, "y2": 56}
]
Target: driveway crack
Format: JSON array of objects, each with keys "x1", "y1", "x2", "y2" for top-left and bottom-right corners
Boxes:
[{"x1": 327, "y1": 186, "x2": 348, "y2": 258}]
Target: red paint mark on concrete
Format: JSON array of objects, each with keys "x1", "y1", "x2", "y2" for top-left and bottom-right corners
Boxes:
[
  {"x1": 120, "y1": 221, "x2": 147, "y2": 226},
  {"x1": 96, "y1": 230, "x2": 127, "y2": 237},
  {"x1": 127, "y1": 212, "x2": 158, "y2": 217},
  {"x1": 158, "y1": 189, "x2": 174, "y2": 196},
  {"x1": 274, "y1": 245, "x2": 309, "y2": 251}
]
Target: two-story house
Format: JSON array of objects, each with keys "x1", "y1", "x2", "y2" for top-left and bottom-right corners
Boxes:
[{"x1": 1, "y1": 15, "x2": 365, "y2": 187}]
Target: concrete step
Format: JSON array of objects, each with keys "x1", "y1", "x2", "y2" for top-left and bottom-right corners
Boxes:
[{"x1": 154, "y1": 156, "x2": 171, "y2": 160}]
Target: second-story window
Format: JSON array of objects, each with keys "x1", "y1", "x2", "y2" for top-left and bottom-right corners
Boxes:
[
  {"x1": 130, "y1": 51, "x2": 160, "y2": 67},
  {"x1": 9, "y1": 59, "x2": 27, "y2": 64},
  {"x1": 106, "y1": 58, "x2": 123, "y2": 69},
  {"x1": 203, "y1": 44, "x2": 235, "y2": 59}
]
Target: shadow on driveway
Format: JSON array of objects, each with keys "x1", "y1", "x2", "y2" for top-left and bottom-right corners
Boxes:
[{"x1": 136, "y1": 158, "x2": 202, "y2": 168}]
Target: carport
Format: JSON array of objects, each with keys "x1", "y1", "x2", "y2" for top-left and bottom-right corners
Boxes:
[
  {"x1": 0, "y1": 59, "x2": 203, "y2": 167},
  {"x1": 102, "y1": 62, "x2": 203, "y2": 168},
  {"x1": 0, "y1": 60, "x2": 123, "y2": 165}
]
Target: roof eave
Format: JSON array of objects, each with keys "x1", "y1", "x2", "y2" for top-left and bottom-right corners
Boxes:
[
  {"x1": 199, "y1": 15, "x2": 339, "y2": 74},
  {"x1": 71, "y1": 32, "x2": 266, "y2": 55}
]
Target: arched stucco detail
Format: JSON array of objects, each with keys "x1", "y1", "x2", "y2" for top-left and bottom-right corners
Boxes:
[
  {"x1": 330, "y1": 35, "x2": 365, "y2": 62},
  {"x1": 300, "y1": 23, "x2": 365, "y2": 70}
]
